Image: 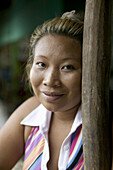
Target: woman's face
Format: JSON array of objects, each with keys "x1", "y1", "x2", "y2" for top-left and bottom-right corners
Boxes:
[{"x1": 30, "y1": 34, "x2": 82, "y2": 112}]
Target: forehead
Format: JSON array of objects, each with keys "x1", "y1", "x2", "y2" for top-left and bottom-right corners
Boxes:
[{"x1": 34, "y1": 34, "x2": 82, "y2": 60}]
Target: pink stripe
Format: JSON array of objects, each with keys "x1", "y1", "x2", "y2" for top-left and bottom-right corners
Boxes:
[
  {"x1": 73, "y1": 155, "x2": 83, "y2": 170},
  {"x1": 25, "y1": 133, "x2": 43, "y2": 158},
  {"x1": 25, "y1": 127, "x2": 39, "y2": 150},
  {"x1": 69, "y1": 126, "x2": 82, "y2": 156},
  {"x1": 24, "y1": 139, "x2": 45, "y2": 169}
]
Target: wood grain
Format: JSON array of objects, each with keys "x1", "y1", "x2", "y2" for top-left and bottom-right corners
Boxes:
[{"x1": 82, "y1": 0, "x2": 112, "y2": 169}]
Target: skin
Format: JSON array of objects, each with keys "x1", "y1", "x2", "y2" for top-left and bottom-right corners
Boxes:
[
  {"x1": 0, "y1": 96, "x2": 40, "y2": 170},
  {"x1": 0, "y1": 34, "x2": 112, "y2": 169},
  {"x1": 30, "y1": 34, "x2": 82, "y2": 169},
  {"x1": 0, "y1": 34, "x2": 82, "y2": 170},
  {"x1": 30, "y1": 34, "x2": 82, "y2": 116}
]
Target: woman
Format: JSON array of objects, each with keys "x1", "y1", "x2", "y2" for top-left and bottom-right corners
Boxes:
[{"x1": 0, "y1": 10, "x2": 84, "y2": 169}]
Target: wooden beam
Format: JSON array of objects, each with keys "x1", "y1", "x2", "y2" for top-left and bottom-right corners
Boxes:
[{"x1": 82, "y1": 0, "x2": 112, "y2": 169}]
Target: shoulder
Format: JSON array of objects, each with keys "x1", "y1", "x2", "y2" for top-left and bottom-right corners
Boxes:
[
  {"x1": 14, "y1": 96, "x2": 40, "y2": 120},
  {"x1": 13, "y1": 95, "x2": 41, "y2": 143},
  {"x1": 0, "y1": 96, "x2": 40, "y2": 169}
]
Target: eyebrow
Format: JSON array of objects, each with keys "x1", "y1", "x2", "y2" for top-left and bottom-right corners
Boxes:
[
  {"x1": 61, "y1": 57, "x2": 79, "y2": 61},
  {"x1": 35, "y1": 55, "x2": 47, "y2": 59},
  {"x1": 35, "y1": 55, "x2": 80, "y2": 61}
]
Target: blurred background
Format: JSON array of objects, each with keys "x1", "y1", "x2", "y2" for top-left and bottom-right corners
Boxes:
[{"x1": 0, "y1": 0, "x2": 112, "y2": 128}]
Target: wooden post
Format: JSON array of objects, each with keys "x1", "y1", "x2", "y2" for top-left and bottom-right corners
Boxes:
[{"x1": 82, "y1": 0, "x2": 112, "y2": 169}]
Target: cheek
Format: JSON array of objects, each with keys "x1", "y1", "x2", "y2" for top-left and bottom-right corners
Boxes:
[
  {"x1": 30, "y1": 68, "x2": 42, "y2": 88},
  {"x1": 70, "y1": 75, "x2": 82, "y2": 102},
  {"x1": 71, "y1": 78, "x2": 81, "y2": 94},
  {"x1": 67, "y1": 74, "x2": 81, "y2": 101},
  {"x1": 63, "y1": 72, "x2": 81, "y2": 91}
]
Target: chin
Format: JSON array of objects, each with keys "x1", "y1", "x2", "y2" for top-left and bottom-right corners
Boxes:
[
  {"x1": 40, "y1": 97, "x2": 81, "y2": 113},
  {"x1": 42, "y1": 103, "x2": 57, "y2": 112},
  {"x1": 41, "y1": 102, "x2": 62, "y2": 112}
]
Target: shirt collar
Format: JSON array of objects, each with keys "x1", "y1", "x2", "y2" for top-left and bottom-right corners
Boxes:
[
  {"x1": 70, "y1": 106, "x2": 82, "y2": 134},
  {"x1": 21, "y1": 104, "x2": 82, "y2": 133}
]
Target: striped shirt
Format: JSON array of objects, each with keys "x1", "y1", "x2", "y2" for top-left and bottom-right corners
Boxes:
[{"x1": 21, "y1": 104, "x2": 84, "y2": 170}]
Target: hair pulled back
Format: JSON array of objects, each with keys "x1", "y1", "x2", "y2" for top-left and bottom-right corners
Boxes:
[{"x1": 26, "y1": 10, "x2": 84, "y2": 80}]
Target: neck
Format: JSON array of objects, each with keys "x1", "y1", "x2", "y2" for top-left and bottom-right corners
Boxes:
[{"x1": 53, "y1": 104, "x2": 80, "y2": 124}]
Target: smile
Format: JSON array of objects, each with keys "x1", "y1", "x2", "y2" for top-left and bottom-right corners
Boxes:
[{"x1": 42, "y1": 91, "x2": 64, "y2": 102}]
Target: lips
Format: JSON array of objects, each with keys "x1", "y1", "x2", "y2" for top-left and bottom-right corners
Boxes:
[{"x1": 42, "y1": 91, "x2": 64, "y2": 102}]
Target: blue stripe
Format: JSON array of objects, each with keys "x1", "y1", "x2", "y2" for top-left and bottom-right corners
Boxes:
[
  {"x1": 29, "y1": 152, "x2": 42, "y2": 169},
  {"x1": 67, "y1": 138, "x2": 82, "y2": 168}
]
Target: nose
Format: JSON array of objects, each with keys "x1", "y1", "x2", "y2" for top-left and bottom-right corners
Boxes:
[{"x1": 43, "y1": 68, "x2": 61, "y2": 87}]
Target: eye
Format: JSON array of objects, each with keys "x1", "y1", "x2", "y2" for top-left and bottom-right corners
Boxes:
[
  {"x1": 36, "y1": 62, "x2": 46, "y2": 68},
  {"x1": 61, "y1": 65, "x2": 75, "y2": 71}
]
